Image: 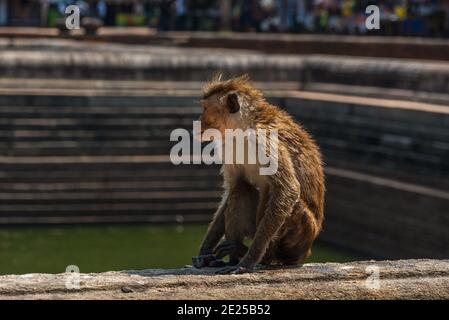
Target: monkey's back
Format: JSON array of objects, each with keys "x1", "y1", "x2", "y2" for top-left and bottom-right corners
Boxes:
[{"x1": 257, "y1": 104, "x2": 325, "y2": 224}]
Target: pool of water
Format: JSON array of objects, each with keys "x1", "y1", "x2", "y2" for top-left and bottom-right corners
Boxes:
[{"x1": 0, "y1": 224, "x2": 358, "y2": 275}]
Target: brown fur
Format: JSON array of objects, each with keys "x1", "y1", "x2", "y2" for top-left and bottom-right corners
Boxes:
[{"x1": 194, "y1": 74, "x2": 325, "y2": 273}]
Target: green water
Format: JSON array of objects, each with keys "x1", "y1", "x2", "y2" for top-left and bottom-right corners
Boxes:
[{"x1": 0, "y1": 224, "x2": 357, "y2": 275}]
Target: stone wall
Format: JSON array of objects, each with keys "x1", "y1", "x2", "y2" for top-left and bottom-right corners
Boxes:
[
  {"x1": 0, "y1": 260, "x2": 448, "y2": 299},
  {"x1": 2, "y1": 30, "x2": 448, "y2": 61},
  {"x1": 162, "y1": 32, "x2": 449, "y2": 61},
  {"x1": 286, "y1": 94, "x2": 449, "y2": 258},
  {"x1": 0, "y1": 88, "x2": 447, "y2": 260},
  {"x1": 0, "y1": 40, "x2": 447, "y2": 259},
  {"x1": 1, "y1": 39, "x2": 449, "y2": 96}
]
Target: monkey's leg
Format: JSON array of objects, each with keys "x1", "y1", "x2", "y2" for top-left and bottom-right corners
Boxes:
[
  {"x1": 253, "y1": 186, "x2": 277, "y2": 266},
  {"x1": 260, "y1": 241, "x2": 278, "y2": 265},
  {"x1": 276, "y1": 202, "x2": 320, "y2": 265},
  {"x1": 217, "y1": 160, "x2": 300, "y2": 274},
  {"x1": 214, "y1": 240, "x2": 248, "y2": 265},
  {"x1": 219, "y1": 180, "x2": 257, "y2": 266},
  {"x1": 192, "y1": 193, "x2": 228, "y2": 268}
]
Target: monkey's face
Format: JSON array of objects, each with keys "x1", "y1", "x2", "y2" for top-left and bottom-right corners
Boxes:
[{"x1": 199, "y1": 92, "x2": 241, "y2": 141}]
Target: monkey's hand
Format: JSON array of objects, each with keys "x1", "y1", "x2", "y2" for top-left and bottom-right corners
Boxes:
[
  {"x1": 192, "y1": 254, "x2": 226, "y2": 269},
  {"x1": 213, "y1": 240, "x2": 248, "y2": 260}
]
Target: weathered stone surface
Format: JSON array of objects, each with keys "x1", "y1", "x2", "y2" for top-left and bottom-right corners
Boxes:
[
  {"x1": 0, "y1": 29, "x2": 448, "y2": 61},
  {"x1": 0, "y1": 259, "x2": 448, "y2": 300},
  {"x1": 1, "y1": 39, "x2": 448, "y2": 94}
]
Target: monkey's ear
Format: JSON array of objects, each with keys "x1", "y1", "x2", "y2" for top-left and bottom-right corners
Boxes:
[{"x1": 227, "y1": 93, "x2": 240, "y2": 113}]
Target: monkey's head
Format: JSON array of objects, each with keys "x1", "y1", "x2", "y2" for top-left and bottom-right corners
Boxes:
[{"x1": 198, "y1": 74, "x2": 263, "y2": 141}]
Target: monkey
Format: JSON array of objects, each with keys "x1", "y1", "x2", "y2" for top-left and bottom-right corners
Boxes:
[{"x1": 192, "y1": 74, "x2": 325, "y2": 274}]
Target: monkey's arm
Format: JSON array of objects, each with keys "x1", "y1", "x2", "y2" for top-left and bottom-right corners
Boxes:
[
  {"x1": 218, "y1": 153, "x2": 300, "y2": 274},
  {"x1": 192, "y1": 193, "x2": 228, "y2": 268},
  {"x1": 199, "y1": 195, "x2": 227, "y2": 255}
]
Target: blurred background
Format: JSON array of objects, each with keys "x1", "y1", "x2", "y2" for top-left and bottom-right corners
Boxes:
[
  {"x1": 1, "y1": 0, "x2": 449, "y2": 36},
  {"x1": 0, "y1": 0, "x2": 448, "y2": 275}
]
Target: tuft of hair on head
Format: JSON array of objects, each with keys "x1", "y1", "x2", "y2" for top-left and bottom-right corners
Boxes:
[
  {"x1": 210, "y1": 71, "x2": 223, "y2": 82},
  {"x1": 202, "y1": 74, "x2": 263, "y2": 102}
]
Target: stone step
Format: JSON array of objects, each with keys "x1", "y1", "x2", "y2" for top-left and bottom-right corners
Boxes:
[
  {"x1": 0, "y1": 89, "x2": 447, "y2": 259},
  {"x1": 1, "y1": 41, "x2": 449, "y2": 94},
  {"x1": 0, "y1": 78, "x2": 301, "y2": 92},
  {"x1": 324, "y1": 169, "x2": 449, "y2": 258},
  {"x1": 0, "y1": 90, "x2": 446, "y2": 185}
]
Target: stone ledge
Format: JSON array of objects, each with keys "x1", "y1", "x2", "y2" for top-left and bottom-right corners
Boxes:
[{"x1": 0, "y1": 259, "x2": 448, "y2": 300}]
